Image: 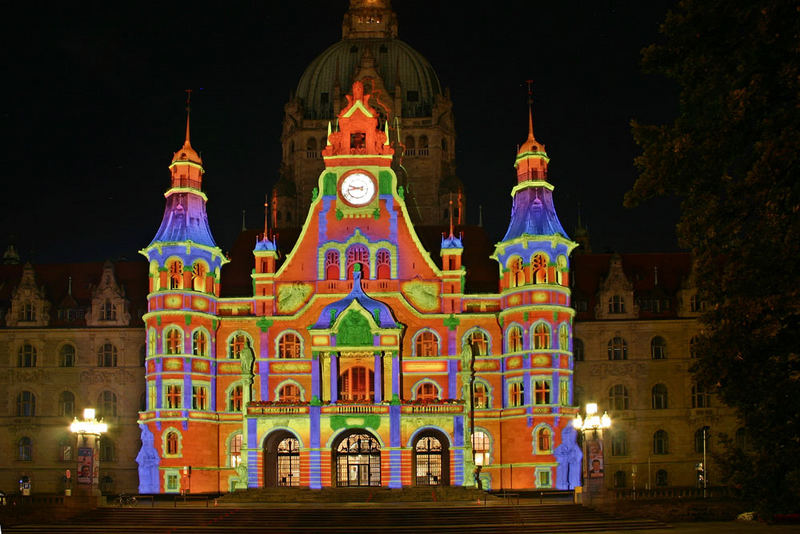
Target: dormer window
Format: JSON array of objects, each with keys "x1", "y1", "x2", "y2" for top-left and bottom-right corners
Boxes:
[
  {"x1": 608, "y1": 295, "x2": 625, "y2": 314},
  {"x1": 101, "y1": 299, "x2": 117, "y2": 321},
  {"x1": 19, "y1": 302, "x2": 35, "y2": 322},
  {"x1": 350, "y1": 132, "x2": 366, "y2": 150}
]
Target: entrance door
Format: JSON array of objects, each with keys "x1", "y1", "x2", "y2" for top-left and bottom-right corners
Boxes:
[
  {"x1": 335, "y1": 432, "x2": 380, "y2": 487},
  {"x1": 415, "y1": 436, "x2": 443, "y2": 486},
  {"x1": 263, "y1": 430, "x2": 300, "y2": 488}
]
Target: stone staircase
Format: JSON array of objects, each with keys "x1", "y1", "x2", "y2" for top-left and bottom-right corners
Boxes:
[
  {"x1": 219, "y1": 485, "x2": 492, "y2": 503},
  {"x1": 4, "y1": 503, "x2": 669, "y2": 533}
]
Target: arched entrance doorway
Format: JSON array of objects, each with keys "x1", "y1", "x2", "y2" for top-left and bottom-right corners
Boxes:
[
  {"x1": 263, "y1": 430, "x2": 300, "y2": 487},
  {"x1": 413, "y1": 429, "x2": 450, "y2": 486},
  {"x1": 332, "y1": 430, "x2": 381, "y2": 487}
]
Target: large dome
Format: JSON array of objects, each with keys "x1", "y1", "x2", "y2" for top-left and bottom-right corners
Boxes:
[{"x1": 296, "y1": 38, "x2": 442, "y2": 120}]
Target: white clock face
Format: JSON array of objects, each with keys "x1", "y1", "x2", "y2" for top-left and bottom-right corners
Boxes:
[{"x1": 340, "y1": 172, "x2": 375, "y2": 206}]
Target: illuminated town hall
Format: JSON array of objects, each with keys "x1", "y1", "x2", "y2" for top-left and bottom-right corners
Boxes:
[{"x1": 1, "y1": 0, "x2": 739, "y2": 497}]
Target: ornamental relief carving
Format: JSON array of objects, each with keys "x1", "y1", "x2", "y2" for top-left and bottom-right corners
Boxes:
[
  {"x1": 588, "y1": 363, "x2": 648, "y2": 377},
  {"x1": 8, "y1": 419, "x2": 41, "y2": 433},
  {"x1": 0, "y1": 368, "x2": 50, "y2": 385},
  {"x1": 79, "y1": 368, "x2": 137, "y2": 385}
]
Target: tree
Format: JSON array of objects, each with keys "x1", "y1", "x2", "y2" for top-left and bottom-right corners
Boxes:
[{"x1": 627, "y1": 0, "x2": 800, "y2": 516}]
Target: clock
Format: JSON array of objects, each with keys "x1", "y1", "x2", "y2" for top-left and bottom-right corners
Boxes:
[{"x1": 340, "y1": 172, "x2": 376, "y2": 206}]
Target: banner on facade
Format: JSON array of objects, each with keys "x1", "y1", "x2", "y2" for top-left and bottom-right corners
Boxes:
[
  {"x1": 587, "y1": 438, "x2": 604, "y2": 478},
  {"x1": 77, "y1": 447, "x2": 93, "y2": 485}
]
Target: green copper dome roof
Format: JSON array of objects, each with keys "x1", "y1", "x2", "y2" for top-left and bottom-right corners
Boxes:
[{"x1": 296, "y1": 39, "x2": 442, "y2": 119}]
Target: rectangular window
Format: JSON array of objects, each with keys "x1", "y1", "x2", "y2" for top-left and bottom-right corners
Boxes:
[
  {"x1": 508, "y1": 381, "x2": 524, "y2": 407},
  {"x1": 559, "y1": 378, "x2": 569, "y2": 406},
  {"x1": 166, "y1": 385, "x2": 182, "y2": 409},
  {"x1": 536, "y1": 468, "x2": 552, "y2": 488},
  {"x1": 533, "y1": 379, "x2": 551, "y2": 405},
  {"x1": 166, "y1": 473, "x2": 179, "y2": 491},
  {"x1": 192, "y1": 386, "x2": 208, "y2": 411},
  {"x1": 148, "y1": 384, "x2": 157, "y2": 410}
]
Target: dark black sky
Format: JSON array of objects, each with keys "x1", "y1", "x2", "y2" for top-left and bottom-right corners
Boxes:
[{"x1": 3, "y1": 0, "x2": 680, "y2": 264}]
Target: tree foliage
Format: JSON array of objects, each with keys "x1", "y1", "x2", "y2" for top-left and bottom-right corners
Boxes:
[{"x1": 627, "y1": 0, "x2": 800, "y2": 515}]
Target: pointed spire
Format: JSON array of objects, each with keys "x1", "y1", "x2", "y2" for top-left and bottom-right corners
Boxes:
[
  {"x1": 184, "y1": 89, "x2": 192, "y2": 145},
  {"x1": 448, "y1": 193, "x2": 454, "y2": 237},
  {"x1": 68, "y1": 275, "x2": 72, "y2": 296},
  {"x1": 478, "y1": 205, "x2": 483, "y2": 227},
  {"x1": 241, "y1": 209, "x2": 246, "y2": 232},
  {"x1": 264, "y1": 194, "x2": 269, "y2": 239},
  {"x1": 515, "y1": 80, "x2": 549, "y2": 183}
]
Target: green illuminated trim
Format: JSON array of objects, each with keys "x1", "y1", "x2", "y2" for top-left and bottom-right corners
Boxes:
[
  {"x1": 168, "y1": 160, "x2": 204, "y2": 171},
  {"x1": 139, "y1": 242, "x2": 229, "y2": 266},
  {"x1": 498, "y1": 304, "x2": 576, "y2": 318},
  {"x1": 342, "y1": 100, "x2": 374, "y2": 118},
  {"x1": 165, "y1": 187, "x2": 208, "y2": 201},
  {"x1": 492, "y1": 235, "x2": 578, "y2": 260},
  {"x1": 323, "y1": 154, "x2": 393, "y2": 162},
  {"x1": 510, "y1": 181, "x2": 554, "y2": 197},
  {"x1": 514, "y1": 151, "x2": 550, "y2": 165}
]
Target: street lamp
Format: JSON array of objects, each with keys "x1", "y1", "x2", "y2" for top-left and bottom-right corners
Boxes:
[
  {"x1": 572, "y1": 403, "x2": 611, "y2": 492},
  {"x1": 70, "y1": 408, "x2": 108, "y2": 496}
]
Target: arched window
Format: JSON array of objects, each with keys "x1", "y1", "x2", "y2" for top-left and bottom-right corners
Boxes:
[
  {"x1": 59, "y1": 435, "x2": 73, "y2": 461},
  {"x1": 655, "y1": 469, "x2": 668, "y2": 486},
  {"x1": 168, "y1": 259, "x2": 184, "y2": 290},
  {"x1": 653, "y1": 430, "x2": 669, "y2": 454},
  {"x1": 652, "y1": 384, "x2": 668, "y2": 409},
  {"x1": 532, "y1": 254, "x2": 548, "y2": 284},
  {"x1": 228, "y1": 333, "x2": 250, "y2": 359},
  {"x1": 611, "y1": 431, "x2": 628, "y2": 456},
  {"x1": 608, "y1": 337, "x2": 628, "y2": 360},
  {"x1": 278, "y1": 383, "x2": 301, "y2": 402},
  {"x1": 414, "y1": 330, "x2": 439, "y2": 357},
  {"x1": 689, "y1": 336, "x2": 699, "y2": 359},
  {"x1": 507, "y1": 325, "x2": 523, "y2": 352},
  {"x1": 98, "y1": 390, "x2": 117, "y2": 417},
  {"x1": 473, "y1": 381, "x2": 490, "y2": 409},
  {"x1": 306, "y1": 137, "x2": 317, "y2": 151},
  {"x1": 325, "y1": 250, "x2": 340, "y2": 280},
  {"x1": 166, "y1": 431, "x2": 179, "y2": 456},
  {"x1": 692, "y1": 384, "x2": 711, "y2": 408},
  {"x1": 376, "y1": 249, "x2": 391, "y2": 279},
  {"x1": 735, "y1": 428, "x2": 749, "y2": 450},
  {"x1": 346, "y1": 245, "x2": 370, "y2": 279},
  {"x1": 533, "y1": 379, "x2": 551, "y2": 405},
  {"x1": 18, "y1": 437, "x2": 33, "y2": 461},
  {"x1": 97, "y1": 343, "x2": 118, "y2": 367},
  {"x1": 472, "y1": 431, "x2": 490, "y2": 465},
  {"x1": 17, "y1": 391, "x2": 36, "y2": 416},
  {"x1": 536, "y1": 427, "x2": 552, "y2": 453},
  {"x1": 405, "y1": 135, "x2": 415, "y2": 149},
  {"x1": 276, "y1": 435, "x2": 301, "y2": 486},
  {"x1": 191, "y1": 262, "x2": 207, "y2": 292},
  {"x1": 695, "y1": 427, "x2": 710, "y2": 454},
  {"x1": 559, "y1": 324, "x2": 569, "y2": 350},
  {"x1": 59, "y1": 344, "x2": 76, "y2": 367},
  {"x1": 338, "y1": 366, "x2": 374, "y2": 402},
  {"x1": 416, "y1": 382, "x2": 439, "y2": 401},
  {"x1": 614, "y1": 470, "x2": 626, "y2": 488},
  {"x1": 556, "y1": 255, "x2": 568, "y2": 285},
  {"x1": 651, "y1": 336, "x2": 667, "y2": 359},
  {"x1": 608, "y1": 295, "x2": 625, "y2": 313},
  {"x1": 192, "y1": 330, "x2": 208, "y2": 356},
  {"x1": 336, "y1": 432, "x2": 381, "y2": 487},
  {"x1": 532, "y1": 323, "x2": 550, "y2": 350},
  {"x1": 609, "y1": 384, "x2": 629, "y2": 410},
  {"x1": 165, "y1": 328, "x2": 183, "y2": 355},
  {"x1": 465, "y1": 329, "x2": 489, "y2": 356},
  {"x1": 414, "y1": 435, "x2": 444, "y2": 486},
  {"x1": 278, "y1": 332, "x2": 302, "y2": 359},
  {"x1": 228, "y1": 385, "x2": 244, "y2": 411},
  {"x1": 508, "y1": 257, "x2": 524, "y2": 288},
  {"x1": 573, "y1": 338, "x2": 585, "y2": 361},
  {"x1": 229, "y1": 433, "x2": 243, "y2": 467},
  {"x1": 58, "y1": 391, "x2": 75, "y2": 417},
  {"x1": 418, "y1": 135, "x2": 429, "y2": 148},
  {"x1": 100, "y1": 437, "x2": 115, "y2": 462},
  {"x1": 17, "y1": 344, "x2": 36, "y2": 367}
]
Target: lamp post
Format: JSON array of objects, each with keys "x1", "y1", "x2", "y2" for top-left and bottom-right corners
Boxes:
[
  {"x1": 572, "y1": 403, "x2": 611, "y2": 497},
  {"x1": 70, "y1": 408, "x2": 108, "y2": 497}
]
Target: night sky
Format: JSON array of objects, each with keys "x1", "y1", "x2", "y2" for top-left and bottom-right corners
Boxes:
[{"x1": 3, "y1": 0, "x2": 680, "y2": 264}]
